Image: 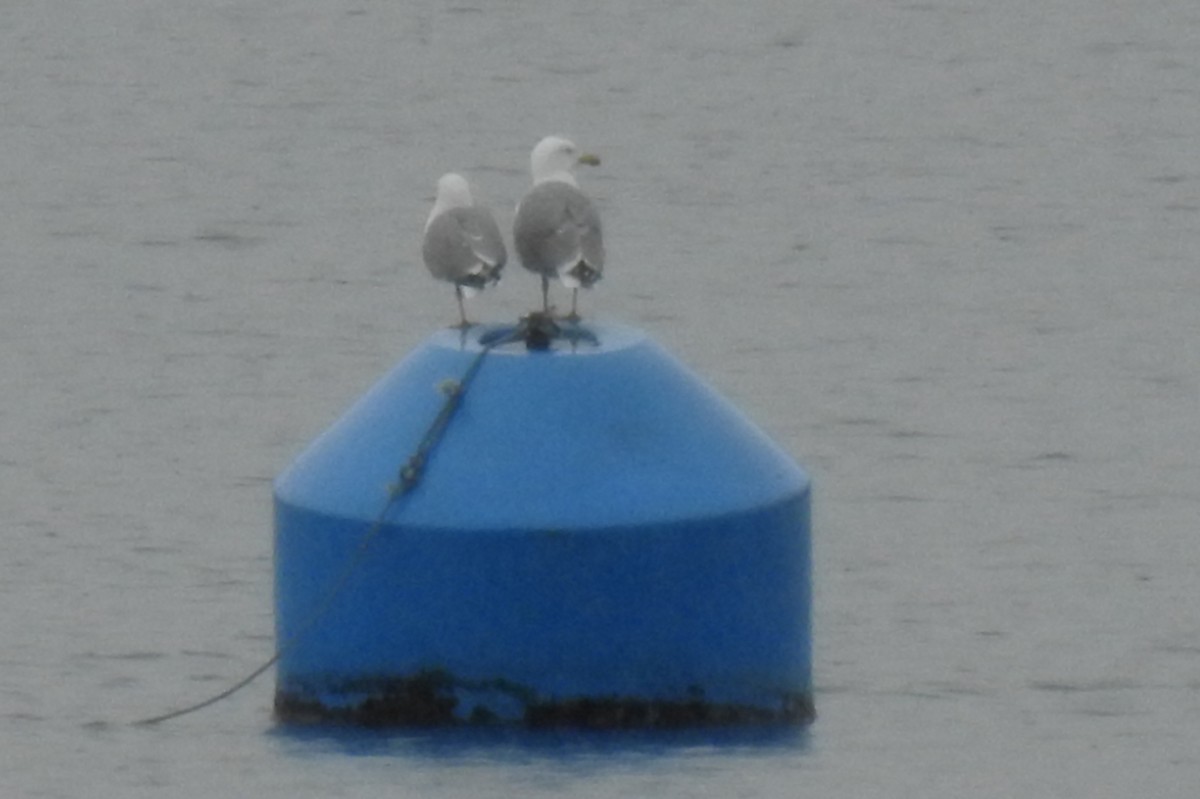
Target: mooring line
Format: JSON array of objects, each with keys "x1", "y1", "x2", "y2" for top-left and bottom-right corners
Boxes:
[{"x1": 133, "y1": 323, "x2": 530, "y2": 726}]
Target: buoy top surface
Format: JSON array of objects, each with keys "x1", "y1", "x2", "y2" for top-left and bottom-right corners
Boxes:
[
  {"x1": 275, "y1": 321, "x2": 808, "y2": 531},
  {"x1": 430, "y1": 321, "x2": 648, "y2": 355}
]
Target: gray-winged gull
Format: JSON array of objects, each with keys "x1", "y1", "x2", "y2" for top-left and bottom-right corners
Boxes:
[
  {"x1": 422, "y1": 173, "x2": 507, "y2": 327},
  {"x1": 513, "y1": 135, "x2": 604, "y2": 319}
]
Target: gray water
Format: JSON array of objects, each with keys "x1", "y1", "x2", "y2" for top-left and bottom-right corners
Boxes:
[{"x1": 4, "y1": 0, "x2": 1199, "y2": 796}]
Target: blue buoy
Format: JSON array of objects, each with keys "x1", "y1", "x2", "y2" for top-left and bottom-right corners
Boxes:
[{"x1": 273, "y1": 321, "x2": 813, "y2": 727}]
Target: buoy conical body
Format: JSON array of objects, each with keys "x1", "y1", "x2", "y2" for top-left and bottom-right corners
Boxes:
[{"x1": 273, "y1": 322, "x2": 812, "y2": 727}]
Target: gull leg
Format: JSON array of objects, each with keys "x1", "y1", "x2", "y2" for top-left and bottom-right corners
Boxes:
[
  {"x1": 541, "y1": 275, "x2": 550, "y2": 313},
  {"x1": 454, "y1": 286, "x2": 470, "y2": 328},
  {"x1": 566, "y1": 289, "x2": 580, "y2": 322}
]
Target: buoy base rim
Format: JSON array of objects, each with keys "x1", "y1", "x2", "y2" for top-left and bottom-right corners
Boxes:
[{"x1": 274, "y1": 670, "x2": 814, "y2": 729}]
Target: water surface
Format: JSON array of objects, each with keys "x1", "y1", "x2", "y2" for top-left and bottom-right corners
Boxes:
[{"x1": 3, "y1": 1, "x2": 1198, "y2": 796}]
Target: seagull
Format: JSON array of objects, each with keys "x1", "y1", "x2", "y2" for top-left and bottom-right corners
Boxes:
[
  {"x1": 422, "y1": 173, "x2": 507, "y2": 328},
  {"x1": 513, "y1": 135, "x2": 604, "y2": 319}
]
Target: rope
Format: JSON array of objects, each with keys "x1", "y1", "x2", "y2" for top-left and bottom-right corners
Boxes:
[{"x1": 133, "y1": 322, "x2": 530, "y2": 726}]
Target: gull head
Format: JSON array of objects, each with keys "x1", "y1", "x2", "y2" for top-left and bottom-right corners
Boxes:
[
  {"x1": 530, "y1": 135, "x2": 600, "y2": 185},
  {"x1": 426, "y1": 172, "x2": 475, "y2": 230},
  {"x1": 435, "y1": 173, "x2": 474, "y2": 208}
]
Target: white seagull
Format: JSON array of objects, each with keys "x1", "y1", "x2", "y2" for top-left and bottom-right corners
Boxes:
[
  {"x1": 422, "y1": 173, "x2": 507, "y2": 328},
  {"x1": 513, "y1": 135, "x2": 604, "y2": 319}
]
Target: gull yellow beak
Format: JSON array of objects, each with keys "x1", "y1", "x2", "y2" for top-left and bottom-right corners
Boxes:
[{"x1": 577, "y1": 153, "x2": 601, "y2": 167}]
